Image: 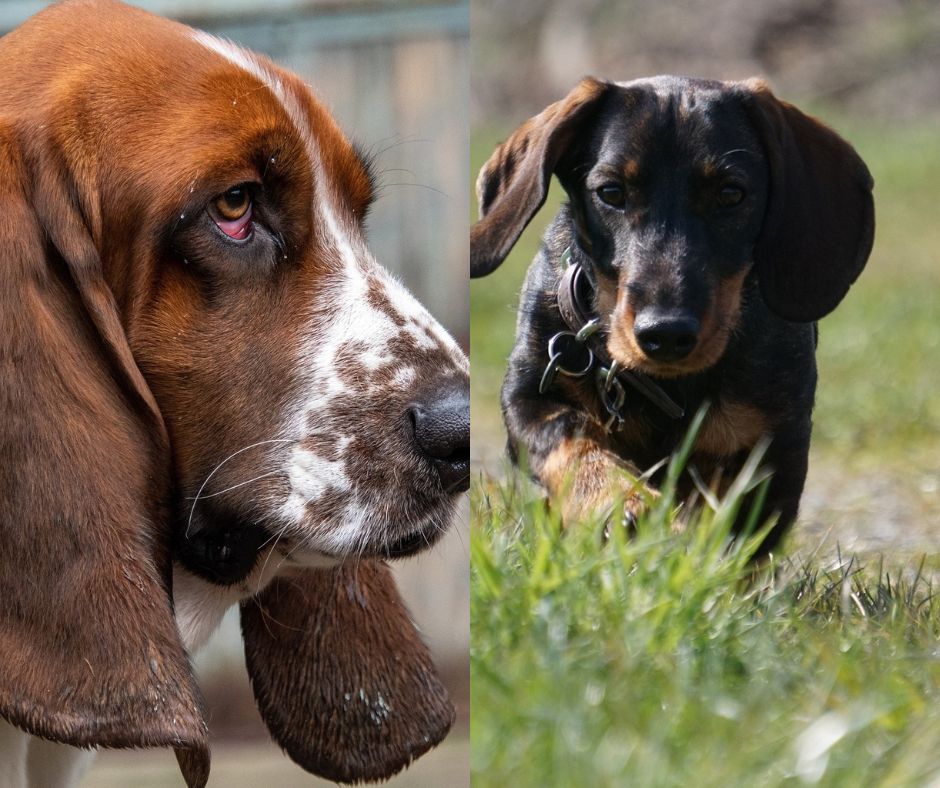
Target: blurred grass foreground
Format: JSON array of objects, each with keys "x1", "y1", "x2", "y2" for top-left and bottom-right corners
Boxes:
[{"x1": 471, "y1": 422, "x2": 940, "y2": 785}]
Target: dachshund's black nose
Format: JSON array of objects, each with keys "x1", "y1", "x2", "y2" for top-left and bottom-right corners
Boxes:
[
  {"x1": 408, "y1": 381, "x2": 470, "y2": 493},
  {"x1": 634, "y1": 313, "x2": 700, "y2": 362}
]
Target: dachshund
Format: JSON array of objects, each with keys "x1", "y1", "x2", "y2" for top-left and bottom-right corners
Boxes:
[{"x1": 471, "y1": 75, "x2": 874, "y2": 554}]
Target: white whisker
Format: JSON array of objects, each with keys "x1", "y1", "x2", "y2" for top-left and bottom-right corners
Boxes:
[
  {"x1": 255, "y1": 529, "x2": 290, "y2": 596},
  {"x1": 184, "y1": 470, "x2": 284, "y2": 500},
  {"x1": 186, "y1": 438, "x2": 294, "y2": 538}
]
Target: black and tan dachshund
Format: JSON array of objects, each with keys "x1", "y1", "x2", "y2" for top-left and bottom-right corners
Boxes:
[{"x1": 471, "y1": 76, "x2": 874, "y2": 554}]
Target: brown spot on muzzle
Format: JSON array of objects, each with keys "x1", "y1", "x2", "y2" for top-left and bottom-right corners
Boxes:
[
  {"x1": 606, "y1": 288, "x2": 642, "y2": 368},
  {"x1": 606, "y1": 267, "x2": 751, "y2": 377},
  {"x1": 694, "y1": 267, "x2": 750, "y2": 368}
]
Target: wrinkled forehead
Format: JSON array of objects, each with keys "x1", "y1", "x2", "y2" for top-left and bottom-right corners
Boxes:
[
  {"x1": 185, "y1": 33, "x2": 368, "y2": 184},
  {"x1": 88, "y1": 26, "x2": 371, "y2": 223},
  {"x1": 589, "y1": 77, "x2": 761, "y2": 166}
]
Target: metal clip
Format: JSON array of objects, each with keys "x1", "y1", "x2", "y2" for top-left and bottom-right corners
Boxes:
[
  {"x1": 539, "y1": 330, "x2": 595, "y2": 394},
  {"x1": 575, "y1": 317, "x2": 602, "y2": 343},
  {"x1": 595, "y1": 366, "x2": 626, "y2": 432},
  {"x1": 539, "y1": 353, "x2": 562, "y2": 394},
  {"x1": 603, "y1": 360, "x2": 621, "y2": 391}
]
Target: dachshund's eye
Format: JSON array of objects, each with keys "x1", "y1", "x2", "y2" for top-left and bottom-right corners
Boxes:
[
  {"x1": 209, "y1": 185, "x2": 254, "y2": 240},
  {"x1": 596, "y1": 183, "x2": 626, "y2": 208},
  {"x1": 717, "y1": 184, "x2": 746, "y2": 207}
]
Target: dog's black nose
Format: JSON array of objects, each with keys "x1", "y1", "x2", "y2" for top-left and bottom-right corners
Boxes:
[
  {"x1": 408, "y1": 381, "x2": 470, "y2": 493},
  {"x1": 634, "y1": 314, "x2": 700, "y2": 362}
]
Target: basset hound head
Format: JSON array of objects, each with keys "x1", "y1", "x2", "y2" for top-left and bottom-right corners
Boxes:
[{"x1": 0, "y1": 1, "x2": 468, "y2": 784}]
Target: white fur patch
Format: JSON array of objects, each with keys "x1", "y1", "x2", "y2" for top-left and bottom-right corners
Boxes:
[
  {"x1": 192, "y1": 26, "x2": 467, "y2": 558},
  {"x1": 1, "y1": 720, "x2": 95, "y2": 788},
  {"x1": 393, "y1": 366, "x2": 417, "y2": 389},
  {"x1": 280, "y1": 442, "x2": 351, "y2": 523},
  {"x1": 173, "y1": 565, "x2": 245, "y2": 652}
]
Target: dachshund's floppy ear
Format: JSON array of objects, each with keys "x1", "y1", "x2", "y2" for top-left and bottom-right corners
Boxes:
[
  {"x1": 241, "y1": 561, "x2": 454, "y2": 783},
  {"x1": 471, "y1": 76, "x2": 611, "y2": 277},
  {"x1": 0, "y1": 131, "x2": 209, "y2": 785},
  {"x1": 741, "y1": 79, "x2": 875, "y2": 323}
]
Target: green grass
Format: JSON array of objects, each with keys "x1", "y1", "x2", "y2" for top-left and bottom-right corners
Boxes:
[
  {"x1": 471, "y1": 454, "x2": 940, "y2": 786},
  {"x1": 811, "y1": 120, "x2": 940, "y2": 462},
  {"x1": 470, "y1": 117, "x2": 940, "y2": 785}
]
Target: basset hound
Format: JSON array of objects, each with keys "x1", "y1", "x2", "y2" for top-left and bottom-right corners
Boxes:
[
  {"x1": 0, "y1": 1, "x2": 469, "y2": 786},
  {"x1": 471, "y1": 76, "x2": 873, "y2": 553}
]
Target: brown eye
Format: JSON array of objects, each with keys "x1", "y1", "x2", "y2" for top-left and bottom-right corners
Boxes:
[
  {"x1": 214, "y1": 186, "x2": 251, "y2": 221},
  {"x1": 718, "y1": 184, "x2": 745, "y2": 207},
  {"x1": 597, "y1": 183, "x2": 626, "y2": 208}
]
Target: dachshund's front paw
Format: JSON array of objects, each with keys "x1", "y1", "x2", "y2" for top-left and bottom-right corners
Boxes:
[
  {"x1": 599, "y1": 492, "x2": 649, "y2": 543},
  {"x1": 538, "y1": 437, "x2": 657, "y2": 532}
]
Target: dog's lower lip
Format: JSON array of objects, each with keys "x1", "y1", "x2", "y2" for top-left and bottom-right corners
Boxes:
[
  {"x1": 448, "y1": 460, "x2": 470, "y2": 493},
  {"x1": 628, "y1": 355, "x2": 704, "y2": 378},
  {"x1": 383, "y1": 527, "x2": 436, "y2": 559}
]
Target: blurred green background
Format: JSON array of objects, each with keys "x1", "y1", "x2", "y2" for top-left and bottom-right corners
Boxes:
[{"x1": 470, "y1": 0, "x2": 940, "y2": 556}]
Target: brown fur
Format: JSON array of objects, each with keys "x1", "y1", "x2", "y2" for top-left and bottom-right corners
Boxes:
[
  {"x1": 697, "y1": 401, "x2": 770, "y2": 457},
  {"x1": 0, "y1": 1, "x2": 462, "y2": 784},
  {"x1": 241, "y1": 562, "x2": 454, "y2": 783},
  {"x1": 538, "y1": 437, "x2": 651, "y2": 524}
]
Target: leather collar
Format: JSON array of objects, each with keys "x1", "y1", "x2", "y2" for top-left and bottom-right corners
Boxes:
[{"x1": 548, "y1": 248, "x2": 685, "y2": 426}]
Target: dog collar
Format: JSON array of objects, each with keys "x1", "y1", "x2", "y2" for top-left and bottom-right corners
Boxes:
[{"x1": 540, "y1": 247, "x2": 685, "y2": 429}]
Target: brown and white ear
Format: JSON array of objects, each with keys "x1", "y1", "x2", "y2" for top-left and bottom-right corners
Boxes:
[
  {"x1": 241, "y1": 561, "x2": 454, "y2": 783},
  {"x1": 0, "y1": 130, "x2": 209, "y2": 786},
  {"x1": 470, "y1": 76, "x2": 611, "y2": 277},
  {"x1": 741, "y1": 79, "x2": 875, "y2": 322}
]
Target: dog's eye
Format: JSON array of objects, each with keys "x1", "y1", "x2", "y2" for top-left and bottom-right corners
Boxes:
[
  {"x1": 209, "y1": 185, "x2": 254, "y2": 240},
  {"x1": 214, "y1": 186, "x2": 251, "y2": 220},
  {"x1": 596, "y1": 184, "x2": 627, "y2": 208},
  {"x1": 717, "y1": 184, "x2": 746, "y2": 207}
]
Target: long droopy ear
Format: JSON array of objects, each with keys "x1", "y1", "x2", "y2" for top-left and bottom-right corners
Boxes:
[
  {"x1": 470, "y1": 76, "x2": 611, "y2": 277},
  {"x1": 741, "y1": 79, "x2": 875, "y2": 322},
  {"x1": 0, "y1": 132, "x2": 209, "y2": 785},
  {"x1": 241, "y1": 561, "x2": 454, "y2": 783}
]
